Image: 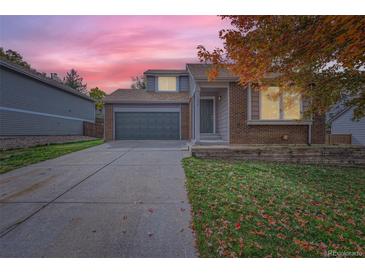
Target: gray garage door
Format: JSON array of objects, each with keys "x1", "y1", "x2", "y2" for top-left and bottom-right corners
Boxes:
[{"x1": 115, "y1": 112, "x2": 180, "y2": 140}]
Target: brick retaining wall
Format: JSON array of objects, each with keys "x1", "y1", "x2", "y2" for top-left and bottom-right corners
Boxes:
[{"x1": 192, "y1": 145, "x2": 365, "y2": 167}]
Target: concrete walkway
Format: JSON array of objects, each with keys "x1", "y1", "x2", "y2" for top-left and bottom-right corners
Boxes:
[{"x1": 0, "y1": 140, "x2": 196, "y2": 257}]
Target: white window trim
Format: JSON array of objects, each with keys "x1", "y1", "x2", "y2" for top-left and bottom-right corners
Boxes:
[
  {"x1": 200, "y1": 96, "x2": 216, "y2": 134},
  {"x1": 157, "y1": 76, "x2": 178, "y2": 92}
]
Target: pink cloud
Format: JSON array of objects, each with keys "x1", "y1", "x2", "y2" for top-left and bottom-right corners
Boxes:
[{"x1": 1, "y1": 16, "x2": 227, "y2": 93}]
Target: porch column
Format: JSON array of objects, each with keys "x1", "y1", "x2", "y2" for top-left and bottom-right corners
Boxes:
[{"x1": 194, "y1": 87, "x2": 200, "y2": 142}]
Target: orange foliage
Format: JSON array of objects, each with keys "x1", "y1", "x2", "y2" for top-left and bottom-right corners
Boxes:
[{"x1": 198, "y1": 16, "x2": 365, "y2": 119}]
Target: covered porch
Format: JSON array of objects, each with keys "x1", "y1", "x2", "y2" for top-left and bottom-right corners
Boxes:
[{"x1": 192, "y1": 83, "x2": 229, "y2": 144}]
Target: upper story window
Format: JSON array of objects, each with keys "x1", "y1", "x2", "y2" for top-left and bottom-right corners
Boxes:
[
  {"x1": 158, "y1": 77, "x2": 177, "y2": 91},
  {"x1": 260, "y1": 86, "x2": 301, "y2": 120}
]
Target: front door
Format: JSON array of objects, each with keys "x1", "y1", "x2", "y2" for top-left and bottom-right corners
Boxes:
[{"x1": 200, "y1": 98, "x2": 214, "y2": 133}]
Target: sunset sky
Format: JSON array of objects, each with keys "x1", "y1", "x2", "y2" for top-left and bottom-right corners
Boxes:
[{"x1": 0, "y1": 16, "x2": 228, "y2": 93}]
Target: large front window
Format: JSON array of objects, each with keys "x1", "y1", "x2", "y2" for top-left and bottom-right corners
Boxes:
[
  {"x1": 283, "y1": 91, "x2": 301, "y2": 119},
  {"x1": 158, "y1": 77, "x2": 177, "y2": 91},
  {"x1": 260, "y1": 86, "x2": 301, "y2": 120},
  {"x1": 260, "y1": 87, "x2": 280, "y2": 119}
]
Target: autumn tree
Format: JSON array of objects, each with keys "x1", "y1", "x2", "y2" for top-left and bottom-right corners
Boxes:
[
  {"x1": 63, "y1": 68, "x2": 88, "y2": 94},
  {"x1": 89, "y1": 87, "x2": 106, "y2": 110},
  {"x1": 197, "y1": 16, "x2": 365, "y2": 119},
  {"x1": 131, "y1": 75, "x2": 146, "y2": 89},
  {"x1": 0, "y1": 47, "x2": 31, "y2": 69}
]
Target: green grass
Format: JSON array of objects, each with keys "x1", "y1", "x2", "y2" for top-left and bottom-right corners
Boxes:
[
  {"x1": 182, "y1": 157, "x2": 365, "y2": 257},
  {"x1": 0, "y1": 139, "x2": 104, "y2": 174}
]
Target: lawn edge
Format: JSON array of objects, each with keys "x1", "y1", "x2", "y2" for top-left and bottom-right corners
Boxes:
[{"x1": 0, "y1": 139, "x2": 104, "y2": 174}]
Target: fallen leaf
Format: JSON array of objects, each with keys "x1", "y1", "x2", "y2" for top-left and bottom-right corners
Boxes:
[
  {"x1": 276, "y1": 233, "x2": 286, "y2": 240},
  {"x1": 310, "y1": 201, "x2": 321, "y2": 206},
  {"x1": 293, "y1": 238, "x2": 315, "y2": 251},
  {"x1": 256, "y1": 221, "x2": 264, "y2": 227},
  {"x1": 239, "y1": 238, "x2": 244, "y2": 249},
  {"x1": 347, "y1": 218, "x2": 355, "y2": 225},
  {"x1": 205, "y1": 227, "x2": 213, "y2": 238},
  {"x1": 319, "y1": 242, "x2": 327, "y2": 251},
  {"x1": 251, "y1": 230, "x2": 266, "y2": 236},
  {"x1": 254, "y1": 242, "x2": 263, "y2": 249},
  {"x1": 335, "y1": 223, "x2": 346, "y2": 231}
]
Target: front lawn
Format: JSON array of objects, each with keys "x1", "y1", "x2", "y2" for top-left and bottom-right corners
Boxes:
[
  {"x1": 182, "y1": 157, "x2": 365, "y2": 257},
  {"x1": 0, "y1": 139, "x2": 103, "y2": 174}
]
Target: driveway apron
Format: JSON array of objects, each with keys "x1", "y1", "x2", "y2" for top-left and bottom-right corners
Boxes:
[{"x1": 0, "y1": 141, "x2": 196, "y2": 257}]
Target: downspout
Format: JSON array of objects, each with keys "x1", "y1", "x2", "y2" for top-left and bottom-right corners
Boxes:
[
  {"x1": 191, "y1": 82, "x2": 196, "y2": 144},
  {"x1": 307, "y1": 84, "x2": 314, "y2": 145}
]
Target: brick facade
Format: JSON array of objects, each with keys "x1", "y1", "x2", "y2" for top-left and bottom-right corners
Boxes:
[
  {"x1": 311, "y1": 113, "x2": 326, "y2": 144},
  {"x1": 104, "y1": 104, "x2": 113, "y2": 141},
  {"x1": 229, "y1": 82, "x2": 325, "y2": 144},
  {"x1": 181, "y1": 103, "x2": 191, "y2": 140}
]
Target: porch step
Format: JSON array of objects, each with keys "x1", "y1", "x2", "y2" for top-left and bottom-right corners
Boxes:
[
  {"x1": 198, "y1": 133, "x2": 228, "y2": 145},
  {"x1": 196, "y1": 140, "x2": 229, "y2": 146},
  {"x1": 200, "y1": 133, "x2": 222, "y2": 140}
]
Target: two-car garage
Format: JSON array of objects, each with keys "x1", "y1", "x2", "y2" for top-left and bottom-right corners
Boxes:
[
  {"x1": 103, "y1": 89, "x2": 190, "y2": 141},
  {"x1": 115, "y1": 111, "x2": 180, "y2": 140}
]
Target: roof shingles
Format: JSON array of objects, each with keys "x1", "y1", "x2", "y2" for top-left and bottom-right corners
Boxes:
[
  {"x1": 104, "y1": 89, "x2": 190, "y2": 104},
  {"x1": 144, "y1": 69, "x2": 187, "y2": 75},
  {"x1": 186, "y1": 63, "x2": 239, "y2": 80}
]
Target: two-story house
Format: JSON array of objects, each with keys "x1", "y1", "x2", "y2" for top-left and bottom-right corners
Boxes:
[{"x1": 103, "y1": 64, "x2": 326, "y2": 144}]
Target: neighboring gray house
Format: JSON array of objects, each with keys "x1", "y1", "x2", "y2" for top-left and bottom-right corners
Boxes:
[
  {"x1": 327, "y1": 106, "x2": 365, "y2": 145},
  {"x1": 0, "y1": 60, "x2": 95, "y2": 136}
]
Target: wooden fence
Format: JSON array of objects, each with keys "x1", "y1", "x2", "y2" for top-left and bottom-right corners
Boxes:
[
  {"x1": 83, "y1": 118, "x2": 104, "y2": 138},
  {"x1": 326, "y1": 134, "x2": 352, "y2": 145}
]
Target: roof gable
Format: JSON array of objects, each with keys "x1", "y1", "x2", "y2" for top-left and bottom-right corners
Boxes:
[{"x1": 186, "y1": 63, "x2": 239, "y2": 81}]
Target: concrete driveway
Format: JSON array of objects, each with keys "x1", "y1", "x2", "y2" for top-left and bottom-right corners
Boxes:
[{"x1": 0, "y1": 140, "x2": 196, "y2": 257}]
